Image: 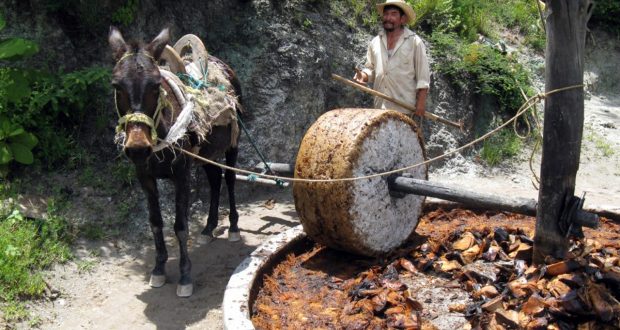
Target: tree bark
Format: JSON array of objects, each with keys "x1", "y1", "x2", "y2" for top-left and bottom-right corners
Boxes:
[{"x1": 533, "y1": 0, "x2": 593, "y2": 264}]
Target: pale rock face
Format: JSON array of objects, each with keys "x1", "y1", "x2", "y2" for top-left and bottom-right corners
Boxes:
[{"x1": 350, "y1": 119, "x2": 426, "y2": 254}]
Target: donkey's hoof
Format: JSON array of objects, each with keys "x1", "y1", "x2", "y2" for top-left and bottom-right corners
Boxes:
[
  {"x1": 228, "y1": 231, "x2": 241, "y2": 242},
  {"x1": 177, "y1": 283, "x2": 193, "y2": 297},
  {"x1": 198, "y1": 234, "x2": 217, "y2": 245},
  {"x1": 149, "y1": 274, "x2": 166, "y2": 288}
]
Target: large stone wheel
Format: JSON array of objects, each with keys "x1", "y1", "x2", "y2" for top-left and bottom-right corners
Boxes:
[{"x1": 293, "y1": 109, "x2": 427, "y2": 257}]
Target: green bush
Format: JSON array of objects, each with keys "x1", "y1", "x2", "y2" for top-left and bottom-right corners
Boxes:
[
  {"x1": 111, "y1": 0, "x2": 139, "y2": 26},
  {"x1": 0, "y1": 116, "x2": 39, "y2": 176},
  {"x1": 430, "y1": 31, "x2": 534, "y2": 165},
  {"x1": 0, "y1": 15, "x2": 40, "y2": 176},
  {"x1": 480, "y1": 128, "x2": 523, "y2": 166},
  {"x1": 430, "y1": 32, "x2": 533, "y2": 117},
  {"x1": 412, "y1": 0, "x2": 545, "y2": 49},
  {"x1": 0, "y1": 65, "x2": 110, "y2": 169},
  {"x1": 590, "y1": 0, "x2": 620, "y2": 34},
  {"x1": 330, "y1": 0, "x2": 381, "y2": 28}
]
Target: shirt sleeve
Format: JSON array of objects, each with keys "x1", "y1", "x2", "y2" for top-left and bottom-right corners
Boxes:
[
  {"x1": 363, "y1": 40, "x2": 375, "y2": 83},
  {"x1": 414, "y1": 38, "x2": 430, "y2": 90}
]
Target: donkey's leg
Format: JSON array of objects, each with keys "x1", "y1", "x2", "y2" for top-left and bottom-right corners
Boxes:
[
  {"x1": 224, "y1": 147, "x2": 240, "y2": 242},
  {"x1": 137, "y1": 169, "x2": 168, "y2": 288},
  {"x1": 201, "y1": 163, "x2": 222, "y2": 238},
  {"x1": 172, "y1": 163, "x2": 193, "y2": 297}
]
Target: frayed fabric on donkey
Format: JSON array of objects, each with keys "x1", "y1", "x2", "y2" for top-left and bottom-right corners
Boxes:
[{"x1": 108, "y1": 26, "x2": 243, "y2": 297}]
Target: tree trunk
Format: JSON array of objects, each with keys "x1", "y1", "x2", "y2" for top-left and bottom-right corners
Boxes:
[{"x1": 533, "y1": 0, "x2": 593, "y2": 264}]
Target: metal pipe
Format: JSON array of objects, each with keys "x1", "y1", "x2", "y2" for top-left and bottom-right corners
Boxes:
[
  {"x1": 253, "y1": 162, "x2": 295, "y2": 176},
  {"x1": 224, "y1": 174, "x2": 289, "y2": 187}
]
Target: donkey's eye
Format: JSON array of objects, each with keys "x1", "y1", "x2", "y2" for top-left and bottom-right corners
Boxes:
[{"x1": 148, "y1": 84, "x2": 160, "y2": 94}]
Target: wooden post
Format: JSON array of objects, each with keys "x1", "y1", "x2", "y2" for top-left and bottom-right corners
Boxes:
[{"x1": 533, "y1": 0, "x2": 593, "y2": 264}]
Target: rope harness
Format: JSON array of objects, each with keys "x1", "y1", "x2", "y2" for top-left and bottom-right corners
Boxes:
[{"x1": 115, "y1": 86, "x2": 170, "y2": 142}]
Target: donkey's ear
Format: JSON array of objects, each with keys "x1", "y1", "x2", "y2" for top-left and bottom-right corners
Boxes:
[
  {"x1": 108, "y1": 26, "x2": 128, "y2": 62},
  {"x1": 146, "y1": 28, "x2": 170, "y2": 61}
]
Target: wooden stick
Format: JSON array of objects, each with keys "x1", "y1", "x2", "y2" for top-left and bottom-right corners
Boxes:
[
  {"x1": 389, "y1": 176, "x2": 599, "y2": 226},
  {"x1": 331, "y1": 74, "x2": 464, "y2": 130}
]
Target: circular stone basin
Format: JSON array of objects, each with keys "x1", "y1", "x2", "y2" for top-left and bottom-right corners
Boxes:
[
  {"x1": 223, "y1": 225, "x2": 309, "y2": 330},
  {"x1": 223, "y1": 225, "x2": 472, "y2": 329},
  {"x1": 222, "y1": 203, "x2": 467, "y2": 330},
  {"x1": 223, "y1": 205, "x2": 620, "y2": 329}
]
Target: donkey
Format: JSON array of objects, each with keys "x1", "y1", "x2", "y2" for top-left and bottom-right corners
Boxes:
[{"x1": 108, "y1": 27, "x2": 242, "y2": 297}]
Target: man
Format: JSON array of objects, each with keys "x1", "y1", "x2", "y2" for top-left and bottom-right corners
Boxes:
[{"x1": 353, "y1": 0, "x2": 430, "y2": 118}]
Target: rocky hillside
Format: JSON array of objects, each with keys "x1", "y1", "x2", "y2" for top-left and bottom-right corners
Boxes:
[
  {"x1": 2, "y1": 1, "x2": 617, "y2": 172},
  {"x1": 1, "y1": 0, "x2": 476, "y2": 170}
]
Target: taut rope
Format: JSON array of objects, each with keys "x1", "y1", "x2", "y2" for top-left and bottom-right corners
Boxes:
[{"x1": 165, "y1": 85, "x2": 584, "y2": 184}]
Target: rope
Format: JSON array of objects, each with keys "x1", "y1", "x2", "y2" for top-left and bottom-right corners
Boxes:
[
  {"x1": 117, "y1": 52, "x2": 155, "y2": 64},
  {"x1": 177, "y1": 54, "x2": 282, "y2": 185},
  {"x1": 535, "y1": 0, "x2": 547, "y2": 34},
  {"x1": 115, "y1": 86, "x2": 170, "y2": 142},
  {"x1": 236, "y1": 113, "x2": 286, "y2": 187},
  {"x1": 512, "y1": 83, "x2": 542, "y2": 189},
  {"x1": 164, "y1": 84, "x2": 584, "y2": 184}
]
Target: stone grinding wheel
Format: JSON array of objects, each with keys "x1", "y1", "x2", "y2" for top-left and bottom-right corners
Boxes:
[{"x1": 293, "y1": 109, "x2": 427, "y2": 257}]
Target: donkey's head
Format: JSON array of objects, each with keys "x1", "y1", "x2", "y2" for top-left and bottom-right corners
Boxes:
[{"x1": 109, "y1": 27, "x2": 169, "y2": 163}]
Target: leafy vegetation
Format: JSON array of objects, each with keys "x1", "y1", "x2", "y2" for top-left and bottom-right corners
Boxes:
[
  {"x1": 586, "y1": 130, "x2": 616, "y2": 157},
  {"x1": 412, "y1": 0, "x2": 544, "y2": 48},
  {"x1": 480, "y1": 128, "x2": 523, "y2": 166},
  {"x1": 335, "y1": 0, "x2": 381, "y2": 28},
  {"x1": 0, "y1": 194, "x2": 73, "y2": 322},
  {"x1": 1, "y1": 14, "x2": 111, "y2": 174},
  {"x1": 0, "y1": 16, "x2": 40, "y2": 176},
  {"x1": 413, "y1": 1, "x2": 539, "y2": 165},
  {"x1": 111, "y1": 0, "x2": 139, "y2": 26},
  {"x1": 590, "y1": 0, "x2": 620, "y2": 35},
  {"x1": 430, "y1": 32, "x2": 534, "y2": 117},
  {"x1": 1, "y1": 66, "x2": 110, "y2": 170},
  {"x1": 0, "y1": 14, "x2": 111, "y2": 321}
]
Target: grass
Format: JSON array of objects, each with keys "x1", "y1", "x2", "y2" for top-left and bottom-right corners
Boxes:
[
  {"x1": 480, "y1": 128, "x2": 523, "y2": 166},
  {"x1": 76, "y1": 259, "x2": 98, "y2": 274},
  {"x1": 585, "y1": 130, "x2": 616, "y2": 157},
  {"x1": 0, "y1": 197, "x2": 73, "y2": 322},
  {"x1": 330, "y1": 0, "x2": 380, "y2": 29}
]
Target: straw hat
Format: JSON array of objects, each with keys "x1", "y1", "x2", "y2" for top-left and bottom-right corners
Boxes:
[{"x1": 376, "y1": 0, "x2": 416, "y2": 24}]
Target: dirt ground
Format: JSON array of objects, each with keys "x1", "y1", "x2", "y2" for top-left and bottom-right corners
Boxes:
[{"x1": 20, "y1": 187, "x2": 299, "y2": 330}]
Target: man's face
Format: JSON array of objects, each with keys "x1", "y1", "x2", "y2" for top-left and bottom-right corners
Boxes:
[{"x1": 382, "y1": 8, "x2": 406, "y2": 32}]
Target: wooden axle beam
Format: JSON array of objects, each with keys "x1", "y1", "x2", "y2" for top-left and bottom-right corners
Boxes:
[
  {"x1": 389, "y1": 176, "x2": 537, "y2": 216},
  {"x1": 388, "y1": 176, "x2": 599, "y2": 229},
  {"x1": 262, "y1": 162, "x2": 608, "y2": 223}
]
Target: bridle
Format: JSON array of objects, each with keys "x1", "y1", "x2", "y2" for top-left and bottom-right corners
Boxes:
[{"x1": 113, "y1": 52, "x2": 171, "y2": 143}]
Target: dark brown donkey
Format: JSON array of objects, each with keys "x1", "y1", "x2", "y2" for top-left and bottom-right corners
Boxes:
[{"x1": 108, "y1": 27, "x2": 242, "y2": 297}]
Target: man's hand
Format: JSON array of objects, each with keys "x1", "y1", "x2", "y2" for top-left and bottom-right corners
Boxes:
[
  {"x1": 353, "y1": 68, "x2": 368, "y2": 85},
  {"x1": 415, "y1": 103, "x2": 425, "y2": 117}
]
